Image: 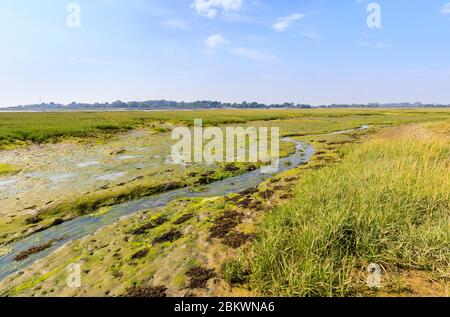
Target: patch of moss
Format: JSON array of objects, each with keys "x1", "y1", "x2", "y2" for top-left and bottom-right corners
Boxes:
[
  {"x1": 90, "y1": 206, "x2": 113, "y2": 217},
  {"x1": 10, "y1": 257, "x2": 81, "y2": 296},
  {"x1": 173, "y1": 271, "x2": 187, "y2": 288},
  {"x1": 0, "y1": 163, "x2": 18, "y2": 175}
]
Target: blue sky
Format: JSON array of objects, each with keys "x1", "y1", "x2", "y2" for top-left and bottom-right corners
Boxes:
[{"x1": 1, "y1": 0, "x2": 450, "y2": 107}]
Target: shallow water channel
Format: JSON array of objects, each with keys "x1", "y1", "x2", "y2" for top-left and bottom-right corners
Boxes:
[
  {"x1": 0, "y1": 125, "x2": 371, "y2": 282},
  {"x1": 0, "y1": 138, "x2": 314, "y2": 281}
]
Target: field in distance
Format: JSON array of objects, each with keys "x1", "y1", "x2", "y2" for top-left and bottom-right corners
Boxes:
[{"x1": 1, "y1": 108, "x2": 450, "y2": 149}]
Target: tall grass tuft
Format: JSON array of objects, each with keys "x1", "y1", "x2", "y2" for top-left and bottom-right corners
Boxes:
[{"x1": 249, "y1": 133, "x2": 450, "y2": 296}]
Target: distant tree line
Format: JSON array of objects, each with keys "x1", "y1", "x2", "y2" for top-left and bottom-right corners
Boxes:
[
  {"x1": 316, "y1": 102, "x2": 450, "y2": 108},
  {"x1": 5, "y1": 100, "x2": 312, "y2": 111},
  {"x1": 3, "y1": 100, "x2": 449, "y2": 111}
]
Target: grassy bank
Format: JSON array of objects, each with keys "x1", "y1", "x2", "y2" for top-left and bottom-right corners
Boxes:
[
  {"x1": 1, "y1": 109, "x2": 450, "y2": 149},
  {"x1": 248, "y1": 125, "x2": 450, "y2": 296},
  {"x1": 0, "y1": 110, "x2": 302, "y2": 148}
]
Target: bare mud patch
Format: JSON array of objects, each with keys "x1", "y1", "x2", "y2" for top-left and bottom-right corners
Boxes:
[
  {"x1": 173, "y1": 213, "x2": 194, "y2": 225},
  {"x1": 131, "y1": 216, "x2": 167, "y2": 235},
  {"x1": 186, "y1": 267, "x2": 216, "y2": 289},
  {"x1": 153, "y1": 230, "x2": 183, "y2": 244},
  {"x1": 124, "y1": 285, "x2": 167, "y2": 297},
  {"x1": 209, "y1": 211, "x2": 243, "y2": 239},
  {"x1": 222, "y1": 232, "x2": 255, "y2": 249},
  {"x1": 130, "y1": 248, "x2": 150, "y2": 260},
  {"x1": 14, "y1": 240, "x2": 55, "y2": 262}
]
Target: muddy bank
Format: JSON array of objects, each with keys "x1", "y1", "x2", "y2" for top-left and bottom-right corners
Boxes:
[
  {"x1": 0, "y1": 138, "x2": 314, "y2": 282},
  {"x1": 14, "y1": 240, "x2": 55, "y2": 262},
  {"x1": 0, "y1": 126, "x2": 254, "y2": 232},
  {"x1": 0, "y1": 125, "x2": 374, "y2": 293}
]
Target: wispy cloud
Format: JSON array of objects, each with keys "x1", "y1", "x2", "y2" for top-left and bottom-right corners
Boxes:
[
  {"x1": 230, "y1": 47, "x2": 277, "y2": 61},
  {"x1": 191, "y1": 0, "x2": 244, "y2": 19},
  {"x1": 205, "y1": 34, "x2": 229, "y2": 50},
  {"x1": 204, "y1": 35, "x2": 276, "y2": 62},
  {"x1": 358, "y1": 41, "x2": 390, "y2": 49},
  {"x1": 441, "y1": 3, "x2": 450, "y2": 15},
  {"x1": 273, "y1": 13, "x2": 305, "y2": 32}
]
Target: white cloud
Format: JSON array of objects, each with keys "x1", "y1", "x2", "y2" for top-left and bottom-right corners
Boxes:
[
  {"x1": 204, "y1": 34, "x2": 276, "y2": 62},
  {"x1": 205, "y1": 34, "x2": 229, "y2": 49},
  {"x1": 230, "y1": 47, "x2": 276, "y2": 61},
  {"x1": 441, "y1": 3, "x2": 450, "y2": 15},
  {"x1": 191, "y1": 0, "x2": 244, "y2": 19},
  {"x1": 162, "y1": 20, "x2": 189, "y2": 30},
  {"x1": 358, "y1": 41, "x2": 390, "y2": 49},
  {"x1": 273, "y1": 13, "x2": 305, "y2": 32}
]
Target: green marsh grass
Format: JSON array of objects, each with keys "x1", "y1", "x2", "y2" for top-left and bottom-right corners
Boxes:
[
  {"x1": 1, "y1": 109, "x2": 450, "y2": 148},
  {"x1": 248, "y1": 130, "x2": 450, "y2": 296}
]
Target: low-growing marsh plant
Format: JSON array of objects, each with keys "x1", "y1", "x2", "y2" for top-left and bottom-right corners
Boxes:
[
  {"x1": 0, "y1": 163, "x2": 18, "y2": 175},
  {"x1": 222, "y1": 259, "x2": 250, "y2": 285}
]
